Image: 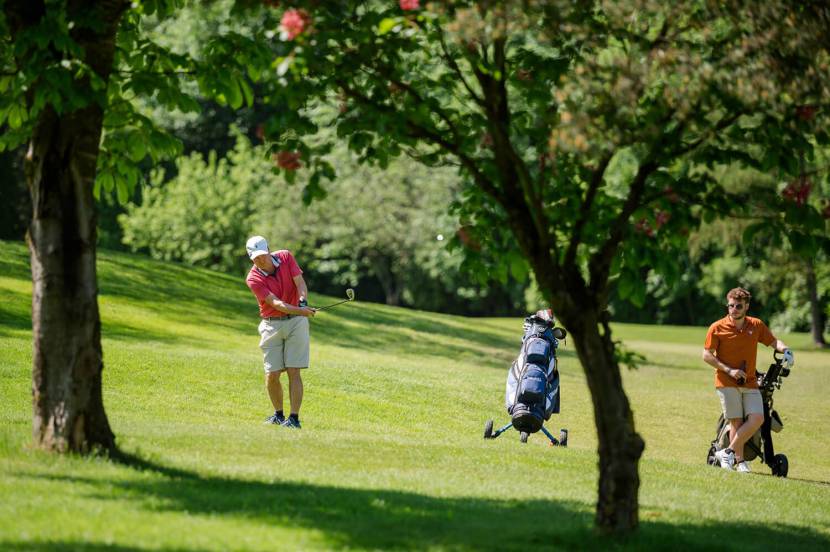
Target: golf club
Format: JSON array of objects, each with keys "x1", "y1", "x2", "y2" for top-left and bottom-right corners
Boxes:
[{"x1": 311, "y1": 288, "x2": 355, "y2": 311}]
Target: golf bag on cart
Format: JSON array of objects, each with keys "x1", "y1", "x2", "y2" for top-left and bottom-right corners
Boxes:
[
  {"x1": 706, "y1": 351, "x2": 792, "y2": 476},
  {"x1": 483, "y1": 310, "x2": 569, "y2": 446}
]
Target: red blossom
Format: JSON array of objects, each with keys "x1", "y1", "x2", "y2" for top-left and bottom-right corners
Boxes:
[
  {"x1": 654, "y1": 210, "x2": 670, "y2": 229},
  {"x1": 456, "y1": 226, "x2": 481, "y2": 251},
  {"x1": 782, "y1": 178, "x2": 811, "y2": 206},
  {"x1": 281, "y1": 9, "x2": 310, "y2": 40},
  {"x1": 634, "y1": 218, "x2": 654, "y2": 237},
  {"x1": 399, "y1": 0, "x2": 420, "y2": 10},
  {"x1": 795, "y1": 105, "x2": 817, "y2": 122},
  {"x1": 273, "y1": 151, "x2": 302, "y2": 171},
  {"x1": 663, "y1": 186, "x2": 680, "y2": 203}
]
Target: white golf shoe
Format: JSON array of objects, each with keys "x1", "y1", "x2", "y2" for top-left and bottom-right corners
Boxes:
[
  {"x1": 714, "y1": 448, "x2": 736, "y2": 470},
  {"x1": 736, "y1": 461, "x2": 751, "y2": 473}
]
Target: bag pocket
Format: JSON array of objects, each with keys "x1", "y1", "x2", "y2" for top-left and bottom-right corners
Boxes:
[
  {"x1": 525, "y1": 337, "x2": 550, "y2": 365},
  {"x1": 518, "y1": 365, "x2": 547, "y2": 404}
]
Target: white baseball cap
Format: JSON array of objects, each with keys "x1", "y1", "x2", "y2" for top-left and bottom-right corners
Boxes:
[{"x1": 246, "y1": 236, "x2": 270, "y2": 260}]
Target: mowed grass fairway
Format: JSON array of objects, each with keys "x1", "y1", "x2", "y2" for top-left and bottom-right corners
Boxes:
[{"x1": 1, "y1": 240, "x2": 829, "y2": 551}]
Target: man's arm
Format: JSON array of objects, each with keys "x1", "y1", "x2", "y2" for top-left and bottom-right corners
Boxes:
[
  {"x1": 770, "y1": 338, "x2": 793, "y2": 367},
  {"x1": 293, "y1": 274, "x2": 309, "y2": 304},
  {"x1": 263, "y1": 293, "x2": 315, "y2": 317},
  {"x1": 702, "y1": 348, "x2": 744, "y2": 381}
]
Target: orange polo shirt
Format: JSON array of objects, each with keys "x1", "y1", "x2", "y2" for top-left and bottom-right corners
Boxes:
[{"x1": 704, "y1": 315, "x2": 776, "y2": 388}]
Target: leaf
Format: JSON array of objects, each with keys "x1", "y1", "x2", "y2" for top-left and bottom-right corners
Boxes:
[
  {"x1": 98, "y1": 171, "x2": 115, "y2": 194},
  {"x1": 630, "y1": 280, "x2": 646, "y2": 308},
  {"x1": 377, "y1": 18, "x2": 401, "y2": 36},
  {"x1": 508, "y1": 251, "x2": 528, "y2": 281},
  {"x1": 617, "y1": 270, "x2": 634, "y2": 300},
  {"x1": 226, "y1": 76, "x2": 243, "y2": 109},
  {"x1": 93, "y1": 176, "x2": 102, "y2": 200},
  {"x1": 741, "y1": 222, "x2": 767, "y2": 245},
  {"x1": 127, "y1": 132, "x2": 147, "y2": 162},
  {"x1": 238, "y1": 77, "x2": 254, "y2": 108},
  {"x1": 116, "y1": 175, "x2": 129, "y2": 204},
  {"x1": 7, "y1": 104, "x2": 23, "y2": 129},
  {"x1": 787, "y1": 231, "x2": 817, "y2": 258}
]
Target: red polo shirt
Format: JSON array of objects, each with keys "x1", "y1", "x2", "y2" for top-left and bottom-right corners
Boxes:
[
  {"x1": 704, "y1": 315, "x2": 776, "y2": 389},
  {"x1": 245, "y1": 250, "x2": 303, "y2": 318}
]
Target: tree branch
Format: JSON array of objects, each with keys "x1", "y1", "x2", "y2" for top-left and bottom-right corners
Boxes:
[
  {"x1": 668, "y1": 110, "x2": 745, "y2": 159},
  {"x1": 565, "y1": 152, "x2": 614, "y2": 268},
  {"x1": 436, "y1": 25, "x2": 485, "y2": 107},
  {"x1": 337, "y1": 80, "x2": 506, "y2": 205},
  {"x1": 468, "y1": 38, "x2": 556, "y2": 263},
  {"x1": 588, "y1": 157, "x2": 659, "y2": 295}
]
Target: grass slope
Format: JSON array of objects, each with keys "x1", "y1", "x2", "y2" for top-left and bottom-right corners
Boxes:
[{"x1": 1, "y1": 240, "x2": 828, "y2": 551}]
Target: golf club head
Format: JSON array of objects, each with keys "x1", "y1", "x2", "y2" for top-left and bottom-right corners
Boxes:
[{"x1": 312, "y1": 289, "x2": 356, "y2": 311}]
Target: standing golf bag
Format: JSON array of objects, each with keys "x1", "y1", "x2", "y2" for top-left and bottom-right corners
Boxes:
[
  {"x1": 484, "y1": 310, "x2": 568, "y2": 446},
  {"x1": 706, "y1": 351, "x2": 791, "y2": 476}
]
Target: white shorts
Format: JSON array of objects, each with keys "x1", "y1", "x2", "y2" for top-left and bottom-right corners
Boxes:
[
  {"x1": 716, "y1": 387, "x2": 763, "y2": 420},
  {"x1": 258, "y1": 316, "x2": 310, "y2": 372}
]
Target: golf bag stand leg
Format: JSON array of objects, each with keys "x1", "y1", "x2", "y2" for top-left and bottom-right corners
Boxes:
[
  {"x1": 539, "y1": 425, "x2": 560, "y2": 446},
  {"x1": 491, "y1": 422, "x2": 513, "y2": 439}
]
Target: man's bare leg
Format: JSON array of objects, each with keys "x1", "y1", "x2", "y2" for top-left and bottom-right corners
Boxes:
[
  {"x1": 729, "y1": 413, "x2": 764, "y2": 461},
  {"x1": 285, "y1": 367, "x2": 303, "y2": 416},
  {"x1": 266, "y1": 371, "x2": 284, "y2": 411}
]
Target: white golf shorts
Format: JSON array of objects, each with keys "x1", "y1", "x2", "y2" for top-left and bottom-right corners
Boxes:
[
  {"x1": 716, "y1": 387, "x2": 763, "y2": 420},
  {"x1": 258, "y1": 316, "x2": 310, "y2": 372}
]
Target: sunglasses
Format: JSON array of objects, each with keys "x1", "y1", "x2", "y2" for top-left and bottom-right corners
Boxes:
[{"x1": 726, "y1": 303, "x2": 745, "y2": 310}]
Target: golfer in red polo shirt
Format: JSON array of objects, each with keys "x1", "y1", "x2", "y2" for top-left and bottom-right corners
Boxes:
[{"x1": 245, "y1": 235, "x2": 316, "y2": 429}]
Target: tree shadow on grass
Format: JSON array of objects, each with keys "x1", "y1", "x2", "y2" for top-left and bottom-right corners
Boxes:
[
  {"x1": 1, "y1": 544, "x2": 194, "y2": 552},
  {"x1": 10, "y1": 452, "x2": 830, "y2": 551}
]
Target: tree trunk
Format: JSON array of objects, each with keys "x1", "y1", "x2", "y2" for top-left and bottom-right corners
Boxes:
[
  {"x1": 16, "y1": 0, "x2": 129, "y2": 453},
  {"x1": 368, "y1": 253, "x2": 401, "y2": 306},
  {"x1": 548, "y1": 286, "x2": 644, "y2": 533},
  {"x1": 804, "y1": 260, "x2": 827, "y2": 347}
]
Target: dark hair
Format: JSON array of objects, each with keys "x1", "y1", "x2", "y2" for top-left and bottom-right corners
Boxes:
[{"x1": 726, "y1": 287, "x2": 751, "y2": 303}]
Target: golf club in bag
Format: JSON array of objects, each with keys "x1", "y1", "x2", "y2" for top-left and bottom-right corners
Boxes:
[
  {"x1": 484, "y1": 309, "x2": 569, "y2": 446},
  {"x1": 311, "y1": 288, "x2": 355, "y2": 311}
]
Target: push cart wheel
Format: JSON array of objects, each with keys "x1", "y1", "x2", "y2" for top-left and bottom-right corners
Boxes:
[
  {"x1": 483, "y1": 419, "x2": 493, "y2": 439},
  {"x1": 559, "y1": 429, "x2": 568, "y2": 447},
  {"x1": 706, "y1": 444, "x2": 718, "y2": 467},
  {"x1": 520, "y1": 432, "x2": 529, "y2": 443},
  {"x1": 772, "y1": 454, "x2": 788, "y2": 478}
]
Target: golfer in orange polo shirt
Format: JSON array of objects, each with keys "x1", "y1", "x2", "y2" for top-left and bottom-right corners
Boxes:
[{"x1": 702, "y1": 287, "x2": 793, "y2": 473}]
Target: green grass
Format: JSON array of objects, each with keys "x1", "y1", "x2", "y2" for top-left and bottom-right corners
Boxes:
[{"x1": 1, "y1": 239, "x2": 829, "y2": 551}]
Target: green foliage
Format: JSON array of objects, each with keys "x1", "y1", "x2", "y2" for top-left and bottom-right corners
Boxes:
[
  {"x1": 118, "y1": 130, "x2": 522, "y2": 313},
  {"x1": 244, "y1": 1, "x2": 829, "y2": 313},
  {"x1": 119, "y1": 130, "x2": 268, "y2": 274}
]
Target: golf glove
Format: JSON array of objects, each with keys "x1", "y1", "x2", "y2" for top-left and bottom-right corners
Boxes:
[{"x1": 783, "y1": 348, "x2": 794, "y2": 368}]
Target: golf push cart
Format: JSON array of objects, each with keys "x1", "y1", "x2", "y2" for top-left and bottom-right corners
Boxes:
[
  {"x1": 484, "y1": 309, "x2": 568, "y2": 446},
  {"x1": 706, "y1": 350, "x2": 792, "y2": 477}
]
